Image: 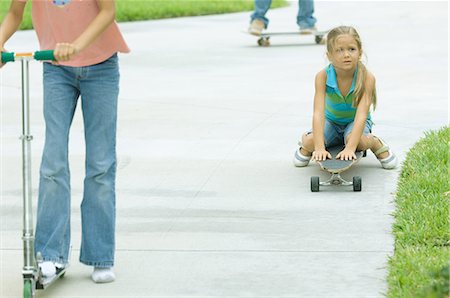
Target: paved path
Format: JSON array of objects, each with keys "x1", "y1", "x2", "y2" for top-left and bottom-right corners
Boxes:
[{"x1": 0, "y1": 2, "x2": 448, "y2": 297}]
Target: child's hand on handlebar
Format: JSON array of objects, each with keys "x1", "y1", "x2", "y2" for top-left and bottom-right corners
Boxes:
[{"x1": 53, "y1": 43, "x2": 79, "y2": 62}]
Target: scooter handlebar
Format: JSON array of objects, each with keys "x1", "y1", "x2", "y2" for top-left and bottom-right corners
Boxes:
[
  {"x1": 34, "y1": 50, "x2": 55, "y2": 61},
  {"x1": 1, "y1": 52, "x2": 15, "y2": 63},
  {"x1": 1, "y1": 50, "x2": 55, "y2": 63}
]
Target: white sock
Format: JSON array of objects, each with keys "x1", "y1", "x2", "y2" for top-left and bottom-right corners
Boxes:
[
  {"x1": 39, "y1": 261, "x2": 56, "y2": 277},
  {"x1": 92, "y1": 267, "x2": 115, "y2": 283}
]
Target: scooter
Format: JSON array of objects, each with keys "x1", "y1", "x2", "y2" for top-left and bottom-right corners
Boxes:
[{"x1": 1, "y1": 51, "x2": 68, "y2": 298}]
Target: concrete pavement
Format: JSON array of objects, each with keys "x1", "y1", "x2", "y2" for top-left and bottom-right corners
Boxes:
[{"x1": 1, "y1": 1, "x2": 448, "y2": 297}]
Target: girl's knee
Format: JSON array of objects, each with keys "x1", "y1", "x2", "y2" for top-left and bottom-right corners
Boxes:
[
  {"x1": 346, "y1": 133, "x2": 372, "y2": 150},
  {"x1": 301, "y1": 132, "x2": 314, "y2": 152}
]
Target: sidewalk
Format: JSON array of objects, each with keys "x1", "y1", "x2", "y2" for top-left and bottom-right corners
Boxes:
[{"x1": 1, "y1": 2, "x2": 448, "y2": 297}]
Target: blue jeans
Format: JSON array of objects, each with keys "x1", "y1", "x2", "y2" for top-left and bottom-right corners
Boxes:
[
  {"x1": 250, "y1": 0, "x2": 317, "y2": 29},
  {"x1": 322, "y1": 118, "x2": 373, "y2": 148},
  {"x1": 34, "y1": 54, "x2": 119, "y2": 268}
]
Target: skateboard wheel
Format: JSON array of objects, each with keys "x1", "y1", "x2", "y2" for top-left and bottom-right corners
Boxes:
[
  {"x1": 257, "y1": 37, "x2": 270, "y2": 47},
  {"x1": 311, "y1": 176, "x2": 320, "y2": 192},
  {"x1": 353, "y1": 176, "x2": 362, "y2": 192},
  {"x1": 23, "y1": 279, "x2": 32, "y2": 298},
  {"x1": 315, "y1": 35, "x2": 323, "y2": 44}
]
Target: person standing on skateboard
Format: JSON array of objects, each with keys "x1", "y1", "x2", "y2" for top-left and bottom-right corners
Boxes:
[
  {"x1": 292, "y1": 26, "x2": 398, "y2": 169},
  {"x1": 248, "y1": 0, "x2": 318, "y2": 36},
  {"x1": 0, "y1": 0, "x2": 129, "y2": 283}
]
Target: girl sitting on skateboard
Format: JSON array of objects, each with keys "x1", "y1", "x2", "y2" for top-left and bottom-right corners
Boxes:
[{"x1": 293, "y1": 25, "x2": 398, "y2": 169}]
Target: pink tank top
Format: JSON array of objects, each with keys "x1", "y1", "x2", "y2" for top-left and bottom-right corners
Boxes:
[{"x1": 19, "y1": 0, "x2": 130, "y2": 67}]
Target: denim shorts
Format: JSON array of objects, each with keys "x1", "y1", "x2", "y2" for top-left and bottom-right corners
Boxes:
[{"x1": 308, "y1": 118, "x2": 373, "y2": 148}]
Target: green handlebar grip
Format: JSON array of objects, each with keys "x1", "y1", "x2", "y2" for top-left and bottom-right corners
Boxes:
[
  {"x1": 1, "y1": 52, "x2": 15, "y2": 63},
  {"x1": 34, "y1": 50, "x2": 55, "y2": 61}
]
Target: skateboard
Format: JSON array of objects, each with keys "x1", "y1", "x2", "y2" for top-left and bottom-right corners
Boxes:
[
  {"x1": 311, "y1": 145, "x2": 364, "y2": 192},
  {"x1": 250, "y1": 30, "x2": 328, "y2": 47}
]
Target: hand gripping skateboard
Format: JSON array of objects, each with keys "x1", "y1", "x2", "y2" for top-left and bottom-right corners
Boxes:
[{"x1": 311, "y1": 145, "x2": 364, "y2": 192}]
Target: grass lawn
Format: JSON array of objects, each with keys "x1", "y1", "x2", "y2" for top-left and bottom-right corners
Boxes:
[
  {"x1": 0, "y1": 0, "x2": 288, "y2": 30},
  {"x1": 387, "y1": 126, "x2": 450, "y2": 297}
]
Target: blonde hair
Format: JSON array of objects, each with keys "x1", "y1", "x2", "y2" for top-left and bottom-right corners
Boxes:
[{"x1": 326, "y1": 26, "x2": 377, "y2": 110}]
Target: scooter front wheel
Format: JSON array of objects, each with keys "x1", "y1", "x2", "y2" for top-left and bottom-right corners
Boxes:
[{"x1": 23, "y1": 279, "x2": 34, "y2": 298}]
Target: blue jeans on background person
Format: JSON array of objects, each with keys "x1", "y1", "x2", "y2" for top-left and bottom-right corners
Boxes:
[
  {"x1": 34, "y1": 54, "x2": 120, "y2": 268},
  {"x1": 250, "y1": 0, "x2": 317, "y2": 29}
]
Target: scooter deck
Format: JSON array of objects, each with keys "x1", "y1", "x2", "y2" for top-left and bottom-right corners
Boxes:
[{"x1": 36, "y1": 266, "x2": 68, "y2": 289}]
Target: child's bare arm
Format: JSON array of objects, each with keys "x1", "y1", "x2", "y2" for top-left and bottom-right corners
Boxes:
[
  {"x1": 54, "y1": 0, "x2": 116, "y2": 61},
  {"x1": 337, "y1": 73, "x2": 376, "y2": 160},
  {"x1": 0, "y1": 0, "x2": 26, "y2": 54},
  {"x1": 312, "y1": 70, "x2": 331, "y2": 161}
]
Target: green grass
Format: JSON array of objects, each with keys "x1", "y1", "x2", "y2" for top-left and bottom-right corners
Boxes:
[
  {"x1": 388, "y1": 126, "x2": 450, "y2": 297},
  {"x1": 0, "y1": 0, "x2": 288, "y2": 30}
]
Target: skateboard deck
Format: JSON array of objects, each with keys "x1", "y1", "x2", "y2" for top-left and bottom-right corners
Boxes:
[
  {"x1": 318, "y1": 145, "x2": 363, "y2": 174},
  {"x1": 248, "y1": 30, "x2": 328, "y2": 46},
  {"x1": 311, "y1": 145, "x2": 363, "y2": 192}
]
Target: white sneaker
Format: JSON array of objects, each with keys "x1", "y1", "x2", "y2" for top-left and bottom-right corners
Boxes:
[
  {"x1": 373, "y1": 137, "x2": 398, "y2": 169},
  {"x1": 248, "y1": 19, "x2": 265, "y2": 36},
  {"x1": 293, "y1": 148, "x2": 312, "y2": 167},
  {"x1": 39, "y1": 261, "x2": 58, "y2": 277},
  {"x1": 299, "y1": 26, "x2": 318, "y2": 35},
  {"x1": 39, "y1": 261, "x2": 67, "y2": 278},
  {"x1": 379, "y1": 150, "x2": 398, "y2": 169},
  {"x1": 92, "y1": 267, "x2": 115, "y2": 283}
]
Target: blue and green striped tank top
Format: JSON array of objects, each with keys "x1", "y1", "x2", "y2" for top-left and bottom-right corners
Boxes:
[{"x1": 324, "y1": 64, "x2": 371, "y2": 125}]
